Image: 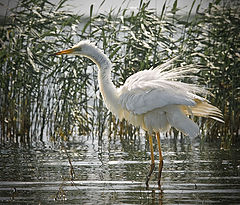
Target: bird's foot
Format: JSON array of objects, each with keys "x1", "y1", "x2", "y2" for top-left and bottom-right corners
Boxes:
[
  {"x1": 157, "y1": 160, "x2": 163, "y2": 188},
  {"x1": 146, "y1": 163, "x2": 155, "y2": 188}
]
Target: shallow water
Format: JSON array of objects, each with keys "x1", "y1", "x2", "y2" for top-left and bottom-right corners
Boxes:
[{"x1": 0, "y1": 134, "x2": 240, "y2": 204}]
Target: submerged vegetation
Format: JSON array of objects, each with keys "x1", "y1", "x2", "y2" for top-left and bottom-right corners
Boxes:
[{"x1": 0, "y1": 0, "x2": 239, "y2": 144}]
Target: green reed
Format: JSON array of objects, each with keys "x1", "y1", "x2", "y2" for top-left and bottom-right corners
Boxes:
[
  {"x1": 178, "y1": 1, "x2": 240, "y2": 142},
  {"x1": 0, "y1": 0, "x2": 239, "y2": 144},
  {"x1": 0, "y1": 0, "x2": 90, "y2": 143}
]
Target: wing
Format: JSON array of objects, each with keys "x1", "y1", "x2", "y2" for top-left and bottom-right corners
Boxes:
[{"x1": 119, "y1": 68, "x2": 206, "y2": 115}]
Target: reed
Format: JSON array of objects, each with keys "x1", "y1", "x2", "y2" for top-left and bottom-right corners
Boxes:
[
  {"x1": 0, "y1": 0, "x2": 90, "y2": 143},
  {"x1": 0, "y1": 0, "x2": 239, "y2": 144},
  {"x1": 178, "y1": 1, "x2": 240, "y2": 142}
]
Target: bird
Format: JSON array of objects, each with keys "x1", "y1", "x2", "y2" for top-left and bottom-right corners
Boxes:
[{"x1": 52, "y1": 40, "x2": 223, "y2": 187}]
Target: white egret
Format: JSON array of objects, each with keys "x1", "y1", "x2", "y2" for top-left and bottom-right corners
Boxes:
[{"x1": 53, "y1": 40, "x2": 223, "y2": 187}]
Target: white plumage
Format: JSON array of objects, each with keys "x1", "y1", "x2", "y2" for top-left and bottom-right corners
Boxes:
[
  {"x1": 54, "y1": 40, "x2": 223, "y2": 186},
  {"x1": 117, "y1": 61, "x2": 223, "y2": 137}
]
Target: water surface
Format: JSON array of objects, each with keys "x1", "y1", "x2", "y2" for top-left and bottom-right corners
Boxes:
[{"x1": 0, "y1": 135, "x2": 240, "y2": 204}]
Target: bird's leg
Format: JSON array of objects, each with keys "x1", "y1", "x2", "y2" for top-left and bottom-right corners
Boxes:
[
  {"x1": 156, "y1": 132, "x2": 163, "y2": 187},
  {"x1": 146, "y1": 134, "x2": 155, "y2": 187}
]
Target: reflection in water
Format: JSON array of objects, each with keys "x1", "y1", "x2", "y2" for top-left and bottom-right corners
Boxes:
[{"x1": 0, "y1": 134, "x2": 240, "y2": 204}]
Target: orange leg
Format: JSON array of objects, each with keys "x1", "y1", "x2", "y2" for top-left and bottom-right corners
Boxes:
[
  {"x1": 146, "y1": 134, "x2": 155, "y2": 187},
  {"x1": 156, "y1": 132, "x2": 163, "y2": 187}
]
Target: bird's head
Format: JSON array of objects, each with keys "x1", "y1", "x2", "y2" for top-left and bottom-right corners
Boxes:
[
  {"x1": 52, "y1": 40, "x2": 111, "y2": 69},
  {"x1": 53, "y1": 40, "x2": 95, "y2": 57}
]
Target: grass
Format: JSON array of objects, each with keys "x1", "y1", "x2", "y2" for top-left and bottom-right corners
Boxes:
[{"x1": 0, "y1": 0, "x2": 239, "y2": 144}]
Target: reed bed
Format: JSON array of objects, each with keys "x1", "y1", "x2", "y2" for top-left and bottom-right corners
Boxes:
[
  {"x1": 182, "y1": 2, "x2": 240, "y2": 143},
  {"x1": 0, "y1": 0, "x2": 239, "y2": 144}
]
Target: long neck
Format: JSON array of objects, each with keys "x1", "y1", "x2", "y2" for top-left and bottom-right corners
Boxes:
[{"x1": 85, "y1": 47, "x2": 120, "y2": 117}]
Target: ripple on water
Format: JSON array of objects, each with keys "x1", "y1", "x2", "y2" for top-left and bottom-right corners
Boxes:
[{"x1": 0, "y1": 138, "x2": 240, "y2": 204}]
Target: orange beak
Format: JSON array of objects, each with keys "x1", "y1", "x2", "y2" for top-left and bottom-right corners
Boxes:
[{"x1": 52, "y1": 48, "x2": 75, "y2": 56}]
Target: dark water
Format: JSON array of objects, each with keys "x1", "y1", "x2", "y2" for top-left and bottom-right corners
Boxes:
[{"x1": 0, "y1": 134, "x2": 240, "y2": 204}]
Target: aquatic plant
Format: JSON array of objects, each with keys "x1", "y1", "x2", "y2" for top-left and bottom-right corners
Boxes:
[
  {"x1": 0, "y1": 0, "x2": 239, "y2": 144},
  {"x1": 0, "y1": 0, "x2": 90, "y2": 143},
  {"x1": 178, "y1": 2, "x2": 240, "y2": 142}
]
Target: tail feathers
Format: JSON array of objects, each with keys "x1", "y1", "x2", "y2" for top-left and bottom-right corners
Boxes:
[
  {"x1": 183, "y1": 99, "x2": 224, "y2": 123},
  {"x1": 166, "y1": 106, "x2": 199, "y2": 138}
]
